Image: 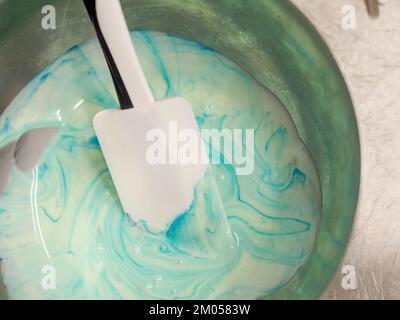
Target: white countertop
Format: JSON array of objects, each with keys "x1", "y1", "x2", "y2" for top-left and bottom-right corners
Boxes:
[{"x1": 292, "y1": 0, "x2": 400, "y2": 299}]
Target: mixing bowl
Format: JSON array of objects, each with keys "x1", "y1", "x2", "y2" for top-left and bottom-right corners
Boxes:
[{"x1": 0, "y1": 0, "x2": 360, "y2": 299}]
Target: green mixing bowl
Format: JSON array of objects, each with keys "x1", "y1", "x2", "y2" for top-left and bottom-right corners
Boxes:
[{"x1": 0, "y1": 0, "x2": 360, "y2": 299}]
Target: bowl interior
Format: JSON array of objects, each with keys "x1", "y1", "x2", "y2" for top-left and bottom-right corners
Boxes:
[{"x1": 0, "y1": 0, "x2": 360, "y2": 299}]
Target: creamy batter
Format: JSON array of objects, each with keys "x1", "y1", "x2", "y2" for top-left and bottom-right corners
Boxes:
[{"x1": 0, "y1": 31, "x2": 321, "y2": 299}]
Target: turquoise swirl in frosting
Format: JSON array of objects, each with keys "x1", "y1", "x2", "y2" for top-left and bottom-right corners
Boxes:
[{"x1": 0, "y1": 31, "x2": 321, "y2": 299}]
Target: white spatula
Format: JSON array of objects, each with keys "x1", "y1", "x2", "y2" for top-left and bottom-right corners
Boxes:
[{"x1": 83, "y1": 0, "x2": 212, "y2": 232}]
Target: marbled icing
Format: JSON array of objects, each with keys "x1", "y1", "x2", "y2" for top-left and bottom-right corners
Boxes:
[{"x1": 0, "y1": 31, "x2": 321, "y2": 299}]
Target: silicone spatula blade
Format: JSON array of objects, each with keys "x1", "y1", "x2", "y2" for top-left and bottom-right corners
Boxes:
[{"x1": 94, "y1": 98, "x2": 209, "y2": 231}]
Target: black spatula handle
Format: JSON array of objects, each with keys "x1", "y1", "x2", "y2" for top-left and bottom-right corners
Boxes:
[{"x1": 83, "y1": 0, "x2": 134, "y2": 109}]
